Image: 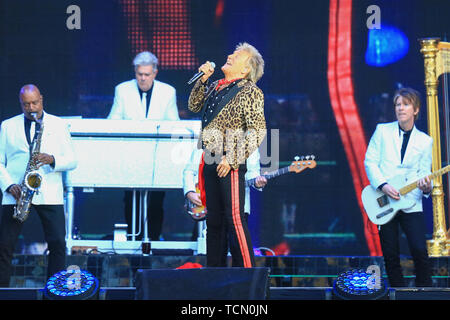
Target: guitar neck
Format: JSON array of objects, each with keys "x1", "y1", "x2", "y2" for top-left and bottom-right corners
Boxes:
[
  {"x1": 399, "y1": 165, "x2": 450, "y2": 195},
  {"x1": 246, "y1": 166, "x2": 290, "y2": 187}
]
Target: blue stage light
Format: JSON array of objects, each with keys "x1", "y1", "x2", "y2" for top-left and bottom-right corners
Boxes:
[
  {"x1": 333, "y1": 268, "x2": 388, "y2": 300},
  {"x1": 44, "y1": 268, "x2": 99, "y2": 300},
  {"x1": 365, "y1": 25, "x2": 409, "y2": 67}
]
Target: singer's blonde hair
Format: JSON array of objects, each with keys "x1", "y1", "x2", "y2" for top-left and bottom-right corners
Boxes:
[{"x1": 236, "y1": 42, "x2": 264, "y2": 83}]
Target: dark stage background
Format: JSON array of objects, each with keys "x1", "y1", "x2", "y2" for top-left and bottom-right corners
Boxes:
[{"x1": 1, "y1": 0, "x2": 449, "y2": 256}]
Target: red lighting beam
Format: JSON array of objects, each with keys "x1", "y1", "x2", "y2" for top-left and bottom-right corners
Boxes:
[{"x1": 327, "y1": 0, "x2": 382, "y2": 256}]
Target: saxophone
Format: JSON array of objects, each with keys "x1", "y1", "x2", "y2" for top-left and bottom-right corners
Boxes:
[{"x1": 13, "y1": 112, "x2": 44, "y2": 222}]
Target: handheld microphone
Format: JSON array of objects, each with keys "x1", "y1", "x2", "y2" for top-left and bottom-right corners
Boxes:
[{"x1": 188, "y1": 62, "x2": 215, "y2": 84}]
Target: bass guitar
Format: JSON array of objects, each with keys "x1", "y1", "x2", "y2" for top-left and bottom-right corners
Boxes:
[
  {"x1": 185, "y1": 155, "x2": 317, "y2": 221},
  {"x1": 362, "y1": 165, "x2": 450, "y2": 225}
]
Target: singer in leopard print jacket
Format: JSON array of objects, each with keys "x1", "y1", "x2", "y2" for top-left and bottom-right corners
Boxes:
[
  {"x1": 188, "y1": 76, "x2": 266, "y2": 170},
  {"x1": 187, "y1": 42, "x2": 266, "y2": 268}
]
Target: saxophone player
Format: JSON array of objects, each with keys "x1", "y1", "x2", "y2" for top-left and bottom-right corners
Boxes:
[{"x1": 0, "y1": 84, "x2": 77, "y2": 287}]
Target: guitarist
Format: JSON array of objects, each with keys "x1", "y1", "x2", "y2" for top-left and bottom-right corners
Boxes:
[
  {"x1": 364, "y1": 87, "x2": 432, "y2": 287},
  {"x1": 183, "y1": 148, "x2": 267, "y2": 265}
]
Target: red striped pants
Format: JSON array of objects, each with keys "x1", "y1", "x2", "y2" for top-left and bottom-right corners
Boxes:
[{"x1": 203, "y1": 162, "x2": 255, "y2": 268}]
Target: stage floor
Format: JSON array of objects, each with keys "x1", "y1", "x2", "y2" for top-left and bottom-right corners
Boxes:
[
  {"x1": 7, "y1": 253, "x2": 450, "y2": 289},
  {"x1": 3, "y1": 286, "x2": 450, "y2": 300}
]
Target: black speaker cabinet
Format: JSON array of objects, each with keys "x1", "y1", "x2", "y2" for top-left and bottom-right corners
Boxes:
[{"x1": 135, "y1": 267, "x2": 270, "y2": 300}]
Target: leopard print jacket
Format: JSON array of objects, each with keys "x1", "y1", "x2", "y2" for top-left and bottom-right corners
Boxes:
[{"x1": 188, "y1": 78, "x2": 266, "y2": 170}]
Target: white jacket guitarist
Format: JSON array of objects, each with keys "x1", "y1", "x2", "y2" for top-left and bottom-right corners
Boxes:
[{"x1": 363, "y1": 121, "x2": 432, "y2": 224}]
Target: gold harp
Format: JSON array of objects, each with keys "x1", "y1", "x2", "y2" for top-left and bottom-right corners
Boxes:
[{"x1": 419, "y1": 38, "x2": 450, "y2": 256}]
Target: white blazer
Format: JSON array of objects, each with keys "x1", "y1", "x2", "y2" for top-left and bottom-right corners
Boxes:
[
  {"x1": 183, "y1": 148, "x2": 262, "y2": 214},
  {"x1": 0, "y1": 112, "x2": 77, "y2": 205},
  {"x1": 107, "y1": 79, "x2": 180, "y2": 120},
  {"x1": 364, "y1": 121, "x2": 432, "y2": 213}
]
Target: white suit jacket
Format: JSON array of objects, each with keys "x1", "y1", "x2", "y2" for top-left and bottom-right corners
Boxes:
[
  {"x1": 183, "y1": 148, "x2": 262, "y2": 214},
  {"x1": 0, "y1": 112, "x2": 77, "y2": 205},
  {"x1": 364, "y1": 121, "x2": 432, "y2": 212},
  {"x1": 107, "y1": 79, "x2": 179, "y2": 120}
]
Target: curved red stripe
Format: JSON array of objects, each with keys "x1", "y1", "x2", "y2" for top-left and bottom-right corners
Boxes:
[
  {"x1": 327, "y1": 0, "x2": 382, "y2": 256},
  {"x1": 231, "y1": 170, "x2": 252, "y2": 267}
]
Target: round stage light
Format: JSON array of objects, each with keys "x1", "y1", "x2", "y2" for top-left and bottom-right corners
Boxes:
[
  {"x1": 365, "y1": 24, "x2": 409, "y2": 67},
  {"x1": 333, "y1": 268, "x2": 387, "y2": 300},
  {"x1": 44, "y1": 268, "x2": 99, "y2": 300}
]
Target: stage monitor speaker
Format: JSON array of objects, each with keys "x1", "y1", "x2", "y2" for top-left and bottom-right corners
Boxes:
[{"x1": 135, "y1": 267, "x2": 270, "y2": 300}]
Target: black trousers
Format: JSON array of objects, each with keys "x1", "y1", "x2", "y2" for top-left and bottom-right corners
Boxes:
[
  {"x1": 124, "y1": 190, "x2": 165, "y2": 241},
  {"x1": 379, "y1": 211, "x2": 432, "y2": 287},
  {"x1": 203, "y1": 162, "x2": 255, "y2": 268},
  {"x1": 0, "y1": 204, "x2": 66, "y2": 287},
  {"x1": 192, "y1": 214, "x2": 250, "y2": 267}
]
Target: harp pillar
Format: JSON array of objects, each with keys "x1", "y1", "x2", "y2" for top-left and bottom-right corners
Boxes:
[{"x1": 419, "y1": 38, "x2": 449, "y2": 256}]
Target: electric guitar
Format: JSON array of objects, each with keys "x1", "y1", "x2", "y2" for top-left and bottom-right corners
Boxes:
[
  {"x1": 362, "y1": 165, "x2": 450, "y2": 225},
  {"x1": 185, "y1": 155, "x2": 317, "y2": 221}
]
